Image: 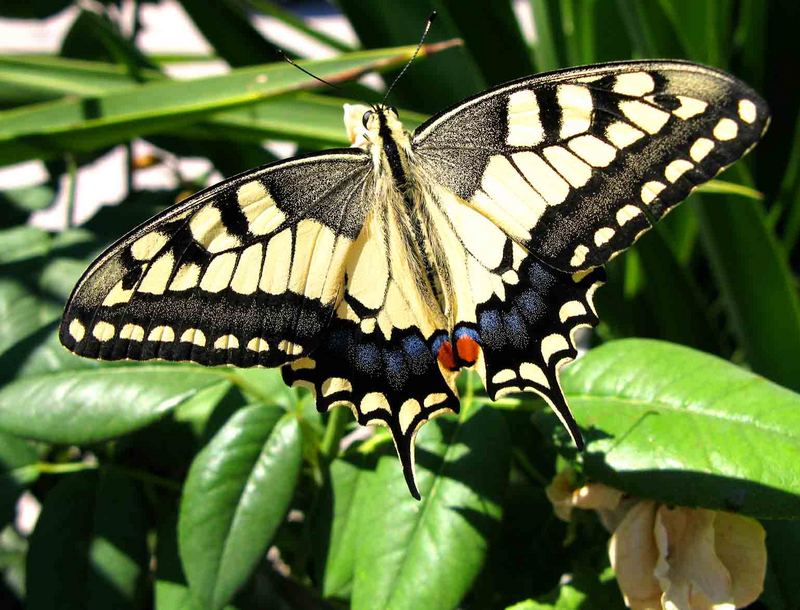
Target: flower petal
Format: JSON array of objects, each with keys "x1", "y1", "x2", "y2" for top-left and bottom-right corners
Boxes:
[
  {"x1": 654, "y1": 507, "x2": 734, "y2": 610},
  {"x1": 609, "y1": 500, "x2": 662, "y2": 609},
  {"x1": 713, "y1": 512, "x2": 766, "y2": 607}
]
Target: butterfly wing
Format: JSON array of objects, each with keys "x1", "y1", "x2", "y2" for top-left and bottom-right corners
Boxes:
[
  {"x1": 412, "y1": 60, "x2": 769, "y2": 271},
  {"x1": 282, "y1": 191, "x2": 459, "y2": 499},
  {"x1": 60, "y1": 149, "x2": 373, "y2": 368},
  {"x1": 411, "y1": 60, "x2": 768, "y2": 443}
]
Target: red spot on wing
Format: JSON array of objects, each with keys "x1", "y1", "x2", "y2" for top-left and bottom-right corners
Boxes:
[
  {"x1": 437, "y1": 340, "x2": 458, "y2": 371},
  {"x1": 456, "y1": 336, "x2": 480, "y2": 366}
]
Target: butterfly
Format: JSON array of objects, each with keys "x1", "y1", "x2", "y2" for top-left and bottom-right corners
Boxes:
[{"x1": 60, "y1": 59, "x2": 768, "y2": 498}]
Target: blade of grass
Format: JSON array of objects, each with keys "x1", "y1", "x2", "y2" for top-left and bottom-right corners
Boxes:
[
  {"x1": 245, "y1": 0, "x2": 356, "y2": 53},
  {"x1": 0, "y1": 42, "x2": 453, "y2": 166},
  {"x1": 697, "y1": 166, "x2": 800, "y2": 391},
  {"x1": 178, "y1": 0, "x2": 278, "y2": 66},
  {"x1": 439, "y1": 0, "x2": 532, "y2": 85},
  {"x1": 528, "y1": 0, "x2": 567, "y2": 71},
  {"x1": 0, "y1": 55, "x2": 163, "y2": 99},
  {"x1": 336, "y1": 0, "x2": 482, "y2": 113}
]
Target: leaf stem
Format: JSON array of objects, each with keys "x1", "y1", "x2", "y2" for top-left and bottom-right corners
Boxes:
[
  {"x1": 35, "y1": 461, "x2": 97, "y2": 475},
  {"x1": 512, "y1": 448, "x2": 549, "y2": 486},
  {"x1": 319, "y1": 406, "x2": 350, "y2": 466},
  {"x1": 35, "y1": 461, "x2": 181, "y2": 491}
]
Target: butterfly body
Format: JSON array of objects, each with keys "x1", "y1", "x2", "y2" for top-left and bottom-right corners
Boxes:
[{"x1": 60, "y1": 60, "x2": 769, "y2": 498}]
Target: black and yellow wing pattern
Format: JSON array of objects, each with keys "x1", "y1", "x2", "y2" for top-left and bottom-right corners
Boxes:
[{"x1": 61, "y1": 60, "x2": 768, "y2": 498}]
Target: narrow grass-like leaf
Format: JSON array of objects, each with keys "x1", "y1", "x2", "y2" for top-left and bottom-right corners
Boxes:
[
  {"x1": 247, "y1": 0, "x2": 356, "y2": 53},
  {"x1": 179, "y1": 405, "x2": 301, "y2": 610},
  {"x1": 351, "y1": 405, "x2": 509, "y2": 610},
  {"x1": 0, "y1": 43, "x2": 449, "y2": 166},
  {"x1": 336, "y1": 0, "x2": 483, "y2": 112},
  {"x1": 439, "y1": 0, "x2": 532, "y2": 85},
  {"x1": 560, "y1": 339, "x2": 800, "y2": 518},
  {"x1": 26, "y1": 471, "x2": 149, "y2": 610},
  {"x1": 0, "y1": 365, "x2": 229, "y2": 443},
  {"x1": 697, "y1": 174, "x2": 800, "y2": 391},
  {"x1": 179, "y1": 92, "x2": 427, "y2": 148},
  {"x1": 178, "y1": 0, "x2": 276, "y2": 67},
  {"x1": 0, "y1": 55, "x2": 161, "y2": 100},
  {"x1": 529, "y1": 0, "x2": 567, "y2": 71}
]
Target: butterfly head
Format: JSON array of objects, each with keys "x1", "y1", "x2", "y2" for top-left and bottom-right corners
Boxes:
[{"x1": 343, "y1": 103, "x2": 403, "y2": 150}]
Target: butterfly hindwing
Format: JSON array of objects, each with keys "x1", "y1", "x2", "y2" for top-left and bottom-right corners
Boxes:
[
  {"x1": 413, "y1": 60, "x2": 769, "y2": 272},
  {"x1": 282, "y1": 205, "x2": 459, "y2": 498},
  {"x1": 60, "y1": 149, "x2": 372, "y2": 368}
]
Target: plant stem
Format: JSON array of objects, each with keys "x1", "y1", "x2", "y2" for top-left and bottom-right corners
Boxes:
[
  {"x1": 319, "y1": 406, "x2": 350, "y2": 466},
  {"x1": 65, "y1": 153, "x2": 77, "y2": 229}
]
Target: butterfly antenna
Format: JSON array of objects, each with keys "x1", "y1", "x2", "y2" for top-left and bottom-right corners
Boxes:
[
  {"x1": 278, "y1": 50, "x2": 341, "y2": 90},
  {"x1": 381, "y1": 11, "x2": 437, "y2": 105}
]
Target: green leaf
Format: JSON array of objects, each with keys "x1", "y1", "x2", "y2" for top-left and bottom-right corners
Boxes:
[
  {"x1": 0, "y1": 365, "x2": 228, "y2": 443},
  {"x1": 312, "y1": 451, "x2": 377, "y2": 599},
  {"x1": 180, "y1": 92, "x2": 427, "y2": 149},
  {"x1": 0, "y1": 226, "x2": 52, "y2": 265},
  {"x1": 697, "y1": 177, "x2": 800, "y2": 392},
  {"x1": 351, "y1": 405, "x2": 510, "y2": 610},
  {"x1": 247, "y1": 0, "x2": 356, "y2": 53},
  {"x1": 761, "y1": 520, "x2": 800, "y2": 609},
  {"x1": 529, "y1": 0, "x2": 567, "y2": 71},
  {"x1": 178, "y1": 0, "x2": 276, "y2": 68},
  {"x1": 26, "y1": 470, "x2": 149, "y2": 610},
  {"x1": 0, "y1": 43, "x2": 448, "y2": 166},
  {"x1": 336, "y1": 0, "x2": 484, "y2": 113},
  {"x1": 0, "y1": 55, "x2": 161, "y2": 99},
  {"x1": 559, "y1": 339, "x2": 800, "y2": 519},
  {"x1": 0, "y1": 278, "x2": 59, "y2": 358},
  {"x1": 0, "y1": 431, "x2": 38, "y2": 529},
  {"x1": 439, "y1": 0, "x2": 532, "y2": 86},
  {"x1": 178, "y1": 405, "x2": 302, "y2": 610}
]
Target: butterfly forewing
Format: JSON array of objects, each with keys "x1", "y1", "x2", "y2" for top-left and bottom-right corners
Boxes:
[
  {"x1": 413, "y1": 60, "x2": 769, "y2": 272},
  {"x1": 60, "y1": 149, "x2": 372, "y2": 368}
]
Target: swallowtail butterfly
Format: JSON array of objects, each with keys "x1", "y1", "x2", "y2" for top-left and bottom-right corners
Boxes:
[{"x1": 60, "y1": 58, "x2": 768, "y2": 498}]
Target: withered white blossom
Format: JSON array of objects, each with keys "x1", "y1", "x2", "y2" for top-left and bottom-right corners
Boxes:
[{"x1": 546, "y1": 470, "x2": 767, "y2": 610}]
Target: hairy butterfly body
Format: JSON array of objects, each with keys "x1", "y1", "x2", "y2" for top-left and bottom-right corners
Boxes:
[{"x1": 60, "y1": 60, "x2": 769, "y2": 498}]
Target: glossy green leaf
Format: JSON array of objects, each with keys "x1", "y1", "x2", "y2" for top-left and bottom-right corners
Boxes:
[
  {"x1": 0, "y1": 226, "x2": 52, "y2": 265},
  {"x1": 351, "y1": 405, "x2": 510, "y2": 610},
  {"x1": 0, "y1": 43, "x2": 447, "y2": 166},
  {"x1": 312, "y1": 450, "x2": 376, "y2": 599},
  {"x1": 0, "y1": 431, "x2": 38, "y2": 529},
  {"x1": 179, "y1": 405, "x2": 302, "y2": 610},
  {"x1": 0, "y1": 365, "x2": 228, "y2": 443},
  {"x1": 26, "y1": 470, "x2": 149, "y2": 610},
  {"x1": 0, "y1": 278, "x2": 59, "y2": 358},
  {"x1": 559, "y1": 339, "x2": 800, "y2": 519}
]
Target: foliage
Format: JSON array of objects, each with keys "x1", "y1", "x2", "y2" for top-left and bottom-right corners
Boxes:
[{"x1": 1, "y1": 1, "x2": 799, "y2": 609}]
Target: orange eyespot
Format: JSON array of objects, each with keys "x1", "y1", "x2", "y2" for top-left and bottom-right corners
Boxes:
[
  {"x1": 456, "y1": 336, "x2": 480, "y2": 365},
  {"x1": 436, "y1": 340, "x2": 458, "y2": 371}
]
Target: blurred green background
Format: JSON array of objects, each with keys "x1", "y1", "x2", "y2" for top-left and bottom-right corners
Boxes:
[{"x1": 0, "y1": 1, "x2": 799, "y2": 609}]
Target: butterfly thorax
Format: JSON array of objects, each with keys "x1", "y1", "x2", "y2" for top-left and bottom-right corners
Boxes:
[{"x1": 346, "y1": 104, "x2": 454, "y2": 320}]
